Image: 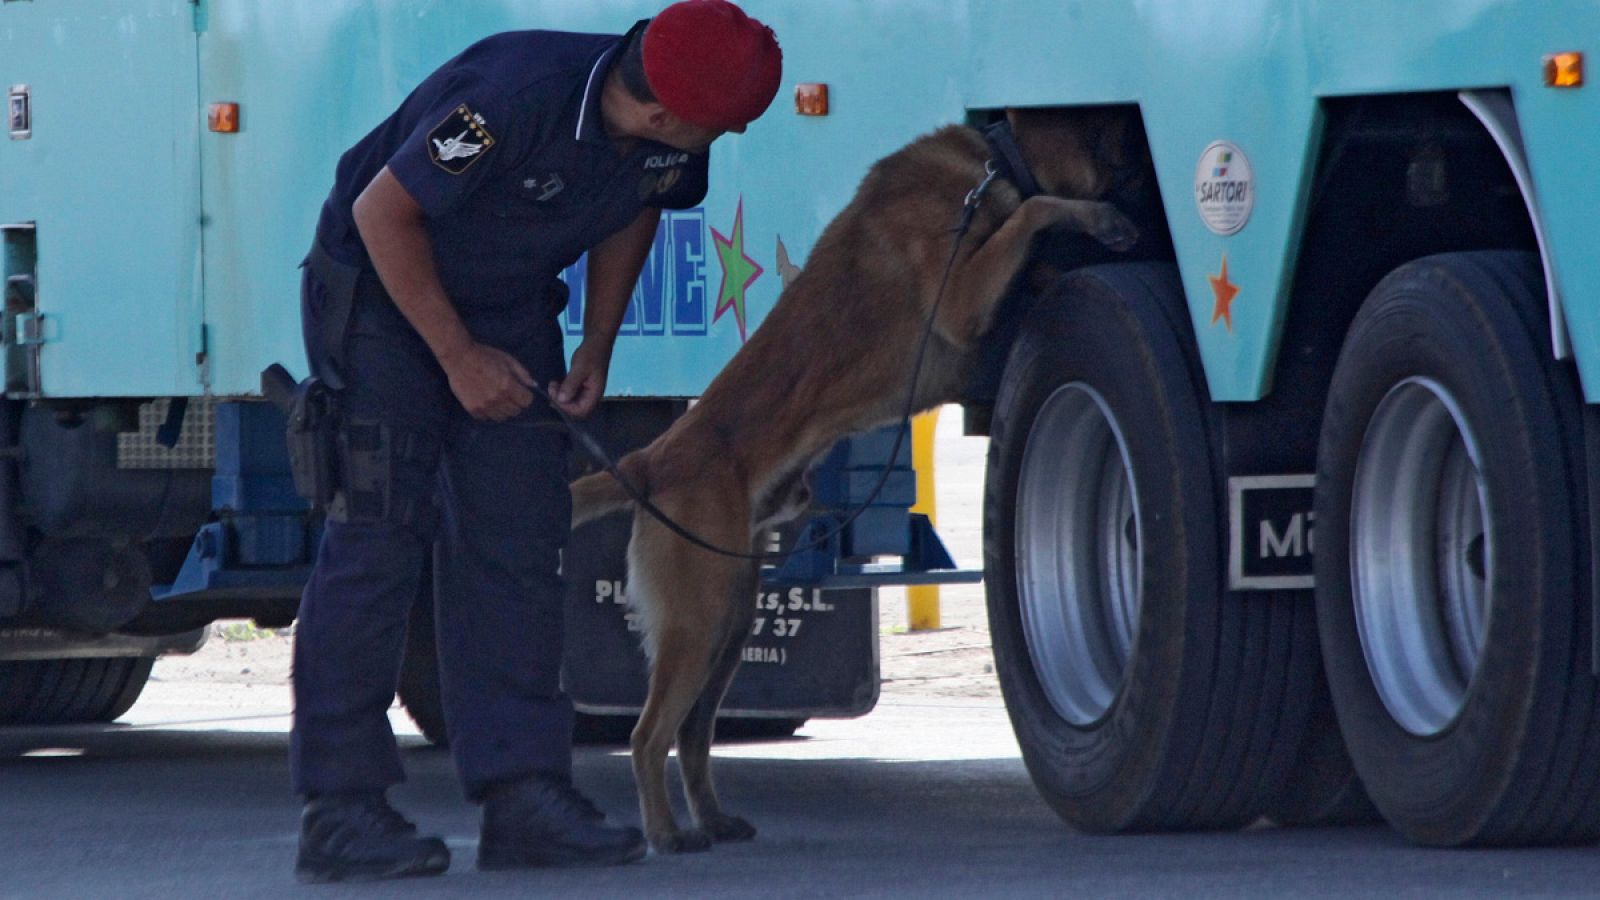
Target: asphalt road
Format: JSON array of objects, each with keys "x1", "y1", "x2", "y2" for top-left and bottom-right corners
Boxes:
[{"x1": 6, "y1": 683, "x2": 1600, "y2": 899}]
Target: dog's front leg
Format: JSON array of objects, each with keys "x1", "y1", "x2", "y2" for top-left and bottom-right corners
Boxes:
[{"x1": 937, "y1": 195, "x2": 1138, "y2": 344}]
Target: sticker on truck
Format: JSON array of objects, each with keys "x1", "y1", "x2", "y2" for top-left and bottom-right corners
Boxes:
[
  {"x1": 1228, "y1": 474, "x2": 1315, "y2": 590},
  {"x1": 1195, "y1": 140, "x2": 1254, "y2": 235}
]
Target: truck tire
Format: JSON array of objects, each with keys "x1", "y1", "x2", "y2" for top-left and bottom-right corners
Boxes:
[
  {"x1": 1264, "y1": 673, "x2": 1380, "y2": 827},
  {"x1": 715, "y1": 717, "x2": 806, "y2": 740},
  {"x1": 397, "y1": 568, "x2": 449, "y2": 747},
  {"x1": 397, "y1": 597, "x2": 652, "y2": 749},
  {"x1": 570, "y1": 714, "x2": 805, "y2": 745},
  {"x1": 984, "y1": 263, "x2": 1314, "y2": 832},
  {"x1": 0, "y1": 657, "x2": 154, "y2": 724},
  {"x1": 1316, "y1": 251, "x2": 1600, "y2": 846}
]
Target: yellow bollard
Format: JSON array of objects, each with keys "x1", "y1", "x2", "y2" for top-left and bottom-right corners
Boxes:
[{"x1": 908, "y1": 408, "x2": 942, "y2": 631}]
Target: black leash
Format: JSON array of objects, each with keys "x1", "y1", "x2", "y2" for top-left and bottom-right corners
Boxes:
[{"x1": 541, "y1": 159, "x2": 1005, "y2": 563}]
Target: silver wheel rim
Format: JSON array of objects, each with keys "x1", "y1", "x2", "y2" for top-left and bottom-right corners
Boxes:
[
  {"x1": 1015, "y1": 383, "x2": 1141, "y2": 725},
  {"x1": 1351, "y1": 377, "x2": 1492, "y2": 737}
]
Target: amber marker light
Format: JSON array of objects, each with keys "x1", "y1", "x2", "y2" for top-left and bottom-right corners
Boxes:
[
  {"x1": 208, "y1": 102, "x2": 241, "y2": 133},
  {"x1": 1544, "y1": 52, "x2": 1584, "y2": 88},
  {"x1": 795, "y1": 83, "x2": 830, "y2": 116}
]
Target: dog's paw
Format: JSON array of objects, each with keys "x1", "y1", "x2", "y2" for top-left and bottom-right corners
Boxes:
[
  {"x1": 702, "y1": 813, "x2": 757, "y2": 843},
  {"x1": 652, "y1": 828, "x2": 714, "y2": 854},
  {"x1": 1089, "y1": 205, "x2": 1140, "y2": 252}
]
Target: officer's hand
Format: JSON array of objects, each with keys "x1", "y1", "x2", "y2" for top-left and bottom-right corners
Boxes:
[
  {"x1": 550, "y1": 341, "x2": 611, "y2": 420},
  {"x1": 440, "y1": 342, "x2": 535, "y2": 421}
]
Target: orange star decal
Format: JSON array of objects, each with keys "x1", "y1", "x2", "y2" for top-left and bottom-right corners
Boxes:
[{"x1": 1208, "y1": 254, "x2": 1240, "y2": 332}]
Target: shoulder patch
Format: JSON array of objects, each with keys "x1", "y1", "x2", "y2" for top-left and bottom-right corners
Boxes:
[{"x1": 428, "y1": 104, "x2": 496, "y2": 175}]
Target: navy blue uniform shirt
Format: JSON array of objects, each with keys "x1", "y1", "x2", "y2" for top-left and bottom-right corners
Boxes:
[{"x1": 315, "y1": 23, "x2": 709, "y2": 313}]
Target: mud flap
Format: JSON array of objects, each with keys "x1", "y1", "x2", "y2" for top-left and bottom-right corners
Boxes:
[{"x1": 564, "y1": 509, "x2": 879, "y2": 719}]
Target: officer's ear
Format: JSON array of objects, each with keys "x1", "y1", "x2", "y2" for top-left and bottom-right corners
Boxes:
[{"x1": 643, "y1": 103, "x2": 677, "y2": 134}]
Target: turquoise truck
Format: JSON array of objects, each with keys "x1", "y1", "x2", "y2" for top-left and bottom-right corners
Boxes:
[{"x1": 4, "y1": 0, "x2": 1600, "y2": 849}]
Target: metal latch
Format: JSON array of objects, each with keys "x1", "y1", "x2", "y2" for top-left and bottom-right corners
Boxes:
[
  {"x1": 7, "y1": 85, "x2": 29, "y2": 141},
  {"x1": 1, "y1": 223, "x2": 40, "y2": 394},
  {"x1": 14, "y1": 311, "x2": 49, "y2": 346}
]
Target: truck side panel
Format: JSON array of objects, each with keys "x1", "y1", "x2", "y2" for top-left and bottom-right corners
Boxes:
[
  {"x1": 0, "y1": 0, "x2": 204, "y2": 397},
  {"x1": 18, "y1": 1, "x2": 1598, "y2": 406},
  {"x1": 968, "y1": 0, "x2": 1600, "y2": 401},
  {"x1": 194, "y1": 0, "x2": 964, "y2": 398}
]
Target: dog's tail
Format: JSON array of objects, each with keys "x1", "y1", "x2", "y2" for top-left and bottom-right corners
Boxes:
[{"x1": 570, "y1": 451, "x2": 647, "y2": 528}]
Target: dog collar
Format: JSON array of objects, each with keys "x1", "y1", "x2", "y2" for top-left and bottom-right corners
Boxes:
[{"x1": 982, "y1": 120, "x2": 1044, "y2": 201}]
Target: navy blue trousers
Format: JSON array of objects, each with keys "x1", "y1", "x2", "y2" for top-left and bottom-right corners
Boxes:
[{"x1": 291, "y1": 262, "x2": 574, "y2": 800}]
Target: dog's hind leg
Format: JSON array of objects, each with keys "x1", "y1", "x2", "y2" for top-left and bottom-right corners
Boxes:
[
  {"x1": 676, "y1": 563, "x2": 760, "y2": 843},
  {"x1": 628, "y1": 496, "x2": 753, "y2": 854},
  {"x1": 633, "y1": 633, "x2": 717, "y2": 853},
  {"x1": 936, "y1": 195, "x2": 1138, "y2": 344}
]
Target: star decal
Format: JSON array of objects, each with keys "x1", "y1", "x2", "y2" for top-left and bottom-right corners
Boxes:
[
  {"x1": 1208, "y1": 254, "x2": 1240, "y2": 332},
  {"x1": 712, "y1": 198, "x2": 763, "y2": 342}
]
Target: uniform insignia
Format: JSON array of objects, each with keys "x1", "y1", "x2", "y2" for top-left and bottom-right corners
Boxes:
[
  {"x1": 525, "y1": 173, "x2": 565, "y2": 202},
  {"x1": 428, "y1": 104, "x2": 496, "y2": 174},
  {"x1": 639, "y1": 168, "x2": 683, "y2": 200}
]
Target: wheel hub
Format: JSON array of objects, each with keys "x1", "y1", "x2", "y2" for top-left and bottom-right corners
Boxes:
[
  {"x1": 1015, "y1": 383, "x2": 1141, "y2": 726},
  {"x1": 1351, "y1": 377, "x2": 1492, "y2": 737}
]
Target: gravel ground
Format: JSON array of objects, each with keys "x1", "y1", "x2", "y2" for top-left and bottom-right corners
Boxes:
[
  {"x1": 874, "y1": 406, "x2": 998, "y2": 700},
  {"x1": 151, "y1": 405, "x2": 1001, "y2": 703}
]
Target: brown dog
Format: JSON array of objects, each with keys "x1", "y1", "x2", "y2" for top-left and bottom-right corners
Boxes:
[{"x1": 570, "y1": 109, "x2": 1141, "y2": 853}]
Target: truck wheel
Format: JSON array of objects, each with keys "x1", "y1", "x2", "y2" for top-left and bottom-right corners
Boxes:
[
  {"x1": 397, "y1": 569, "x2": 449, "y2": 747},
  {"x1": 0, "y1": 657, "x2": 154, "y2": 724},
  {"x1": 571, "y1": 714, "x2": 805, "y2": 744},
  {"x1": 985, "y1": 263, "x2": 1313, "y2": 832},
  {"x1": 1264, "y1": 673, "x2": 1379, "y2": 827},
  {"x1": 1316, "y1": 251, "x2": 1600, "y2": 846},
  {"x1": 714, "y1": 716, "x2": 807, "y2": 740}
]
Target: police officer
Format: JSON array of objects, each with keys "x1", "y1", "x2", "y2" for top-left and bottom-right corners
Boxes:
[{"x1": 290, "y1": 1, "x2": 781, "y2": 882}]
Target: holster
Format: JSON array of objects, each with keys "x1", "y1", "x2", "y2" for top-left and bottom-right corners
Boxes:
[{"x1": 263, "y1": 363, "x2": 342, "y2": 511}]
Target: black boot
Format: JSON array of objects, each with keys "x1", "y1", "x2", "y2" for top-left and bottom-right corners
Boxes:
[
  {"x1": 295, "y1": 791, "x2": 451, "y2": 883},
  {"x1": 477, "y1": 775, "x2": 646, "y2": 869}
]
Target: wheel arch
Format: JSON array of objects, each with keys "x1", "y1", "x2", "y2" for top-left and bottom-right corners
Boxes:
[
  {"x1": 1455, "y1": 91, "x2": 1568, "y2": 361},
  {"x1": 960, "y1": 102, "x2": 1177, "y2": 434},
  {"x1": 1265, "y1": 91, "x2": 1544, "y2": 459}
]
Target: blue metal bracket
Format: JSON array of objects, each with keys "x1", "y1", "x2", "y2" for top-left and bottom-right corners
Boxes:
[
  {"x1": 149, "y1": 520, "x2": 312, "y2": 602},
  {"x1": 150, "y1": 401, "x2": 313, "y2": 603},
  {"x1": 761, "y1": 426, "x2": 983, "y2": 589},
  {"x1": 763, "y1": 512, "x2": 982, "y2": 589}
]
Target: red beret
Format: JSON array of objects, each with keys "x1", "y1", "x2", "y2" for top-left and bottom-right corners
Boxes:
[{"x1": 642, "y1": 0, "x2": 782, "y2": 132}]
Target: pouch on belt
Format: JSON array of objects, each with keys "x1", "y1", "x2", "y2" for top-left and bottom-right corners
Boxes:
[{"x1": 301, "y1": 239, "x2": 362, "y2": 392}]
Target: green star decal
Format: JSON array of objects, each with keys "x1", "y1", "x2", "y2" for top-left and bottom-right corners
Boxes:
[{"x1": 712, "y1": 198, "x2": 763, "y2": 342}]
